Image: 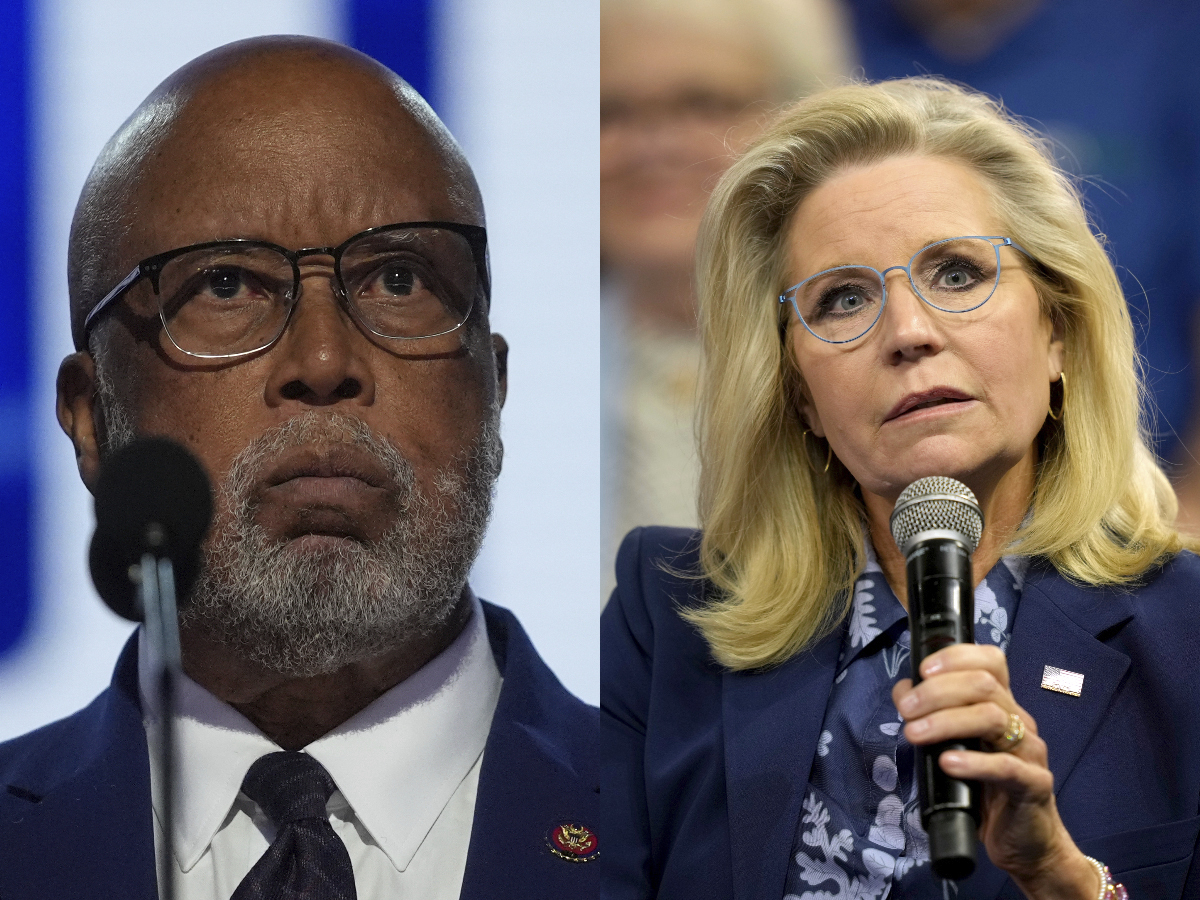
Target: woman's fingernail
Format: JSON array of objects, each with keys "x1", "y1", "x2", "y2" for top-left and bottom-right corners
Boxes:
[
  {"x1": 941, "y1": 751, "x2": 962, "y2": 767},
  {"x1": 899, "y1": 693, "x2": 918, "y2": 714},
  {"x1": 909, "y1": 718, "x2": 928, "y2": 735},
  {"x1": 922, "y1": 659, "x2": 942, "y2": 676}
]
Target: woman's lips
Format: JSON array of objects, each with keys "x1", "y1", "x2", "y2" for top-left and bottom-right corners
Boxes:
[{"x1": 885, "y1": 388, "x2": 974, "y2": 422}]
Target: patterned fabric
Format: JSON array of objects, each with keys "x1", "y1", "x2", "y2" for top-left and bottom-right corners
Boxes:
[
  {"x1": 783, "y1": 546, "x2": 1027, "y2": 899},
  {"x1": 232, "y1": 751, "x2": 357, "y2": 900}
]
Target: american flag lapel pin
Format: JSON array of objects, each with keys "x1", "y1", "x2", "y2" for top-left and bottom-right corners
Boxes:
[{"x1": 1041, "y1": 665, "x2": 1084, "y2": 697}]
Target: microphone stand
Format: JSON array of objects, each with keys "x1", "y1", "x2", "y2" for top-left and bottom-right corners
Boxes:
[
  {"x1": 138, "y1": 550, "x2": 180, "y2": 900},
  {"x1": 89, "y1": 436, "x2": 212, "y2": 900}
]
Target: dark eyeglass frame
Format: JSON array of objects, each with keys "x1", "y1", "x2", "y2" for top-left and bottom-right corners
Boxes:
[
  {"x1": 82, "y1": 220, "x2": 490, "y2": 359},
  {"x1": 778, "y1": 235, "x2": 1035, "y2": 345}
]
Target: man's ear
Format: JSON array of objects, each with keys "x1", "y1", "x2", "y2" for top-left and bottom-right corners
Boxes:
[
  {"x1": 491, "y1": 332, "x2": 508, "y2": 408},
  {"x1": 57, "y1": 352, "x2": 103, "y2": 492}
]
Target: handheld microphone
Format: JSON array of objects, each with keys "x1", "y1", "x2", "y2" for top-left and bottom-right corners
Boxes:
[
  {"x1": 88, "y1": 437, "x2": 212, "y2": 900},
  {"x1": 890, "y1": 476, "x2": 984, "y2": 881}
]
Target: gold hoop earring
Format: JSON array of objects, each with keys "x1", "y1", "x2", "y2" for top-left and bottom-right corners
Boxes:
[
  {"x1": 1047, "y1": 371, "x2": 1067, "y2": 421},
  {"x1": 802, "y1": 428, "x2": 833, "y2": 473}
]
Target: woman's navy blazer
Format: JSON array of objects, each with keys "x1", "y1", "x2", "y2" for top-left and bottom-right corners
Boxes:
[{"x1": 602, "y1": 526, "x2": 1200, "y2": 899}]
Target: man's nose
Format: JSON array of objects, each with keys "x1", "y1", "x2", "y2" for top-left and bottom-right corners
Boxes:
[{"x1": 263, "y1": 274, "x2": 376, "y2": 406}]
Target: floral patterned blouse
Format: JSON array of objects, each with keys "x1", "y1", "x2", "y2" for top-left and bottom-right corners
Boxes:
[{"x1": 783, "y1": 543, "x2": 1027, "y2": 899}]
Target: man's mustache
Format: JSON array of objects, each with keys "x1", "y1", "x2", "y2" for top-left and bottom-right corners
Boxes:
[{"x1": 221, "y1": 411, "x2": 415, "y2": 514}]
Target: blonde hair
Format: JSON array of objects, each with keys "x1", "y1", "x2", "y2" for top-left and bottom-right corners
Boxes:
[{"x1": 688, "y1": 77, "x2": 1195, "y2": 671}]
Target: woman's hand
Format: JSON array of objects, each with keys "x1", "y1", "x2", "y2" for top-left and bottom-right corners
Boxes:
[{"x1": 892, "y1": 644, "x2": 1100, "y2": 899}]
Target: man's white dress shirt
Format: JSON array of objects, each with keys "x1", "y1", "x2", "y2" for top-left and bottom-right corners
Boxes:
[{"x1": 138, "y1": 596, "x2": 502, "y2": 899}]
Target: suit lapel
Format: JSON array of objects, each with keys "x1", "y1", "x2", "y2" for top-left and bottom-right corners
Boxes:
[
  {"x1": 0, "y1": 635, "x2": 159, "y2": 899},
  {"x1": 723, "y1": 624, "x2": 843, "y2": 900},
  {"x1": 458, "y1": 603, "x2": 598, "y2": 900},
  {"x1": 1008, "y1": 569, "x2": 1133, "y2": 793}
]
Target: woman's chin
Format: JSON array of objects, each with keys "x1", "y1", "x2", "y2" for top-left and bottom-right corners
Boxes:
[
  {"x1": 853, "y1": 442, "x2": 1034, "y2": 514},
  {"x1": 855, "y1": 448, "x2": 995, "y2": 504}
]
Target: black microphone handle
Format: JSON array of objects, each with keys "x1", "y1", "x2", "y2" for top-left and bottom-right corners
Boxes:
[{"x1": 906, "y1": 536, "x2": 981, "y2": 881}]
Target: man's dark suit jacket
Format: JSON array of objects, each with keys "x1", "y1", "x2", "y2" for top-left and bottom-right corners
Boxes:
[
  {"x1": 0, "y1": 601, "x2": 598, "y2": 899},
  {"x1": 603, "y1": 526, "x2": 1200, "y2": 899}
]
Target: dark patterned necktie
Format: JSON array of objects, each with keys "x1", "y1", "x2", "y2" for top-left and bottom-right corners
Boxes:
[{"x1": 231, "y1": 751, "x2": 357, "y2": 900}]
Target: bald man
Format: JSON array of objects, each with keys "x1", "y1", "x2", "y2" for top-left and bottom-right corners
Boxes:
[{"x1": 0, "y1": 37, "x2": 597, "y2": 900}]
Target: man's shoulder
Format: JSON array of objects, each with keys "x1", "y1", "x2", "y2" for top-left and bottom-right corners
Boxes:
[
  {"x1": 462, "y1": 602, "x2": 600, "y2": 883},
  {"x1": 0, "y1": 694, "x2": 112, "y2": 800},
  {"x1": 0, "y1": 648, "x2": 157, "y2": 900},
  {"x1": 0, "y1": 637, "x2": 143, "y2": 804},
  {"x1": 478, "y1": 598, "x2": 598, "y2": 738}
]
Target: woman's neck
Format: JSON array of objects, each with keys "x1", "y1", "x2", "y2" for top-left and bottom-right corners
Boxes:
[{"x1": 863, "y1": 452, "x2": 1037, "y2": 611}]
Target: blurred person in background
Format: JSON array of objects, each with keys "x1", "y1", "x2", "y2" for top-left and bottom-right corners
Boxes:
[
  {"x1": 843, "y1": 0, "x2": 1200, "y2": 528},
  {"x1": 600, "y1": 0, "x2": 855, "y2": 599}
]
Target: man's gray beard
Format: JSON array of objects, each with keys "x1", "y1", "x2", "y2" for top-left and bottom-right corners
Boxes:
[
  {"x1": 182, "y1": 410, "x2": 501, "y2": 676},
  {"x1": 93, "y1": 356, "x2": 501, "y2": 676}
]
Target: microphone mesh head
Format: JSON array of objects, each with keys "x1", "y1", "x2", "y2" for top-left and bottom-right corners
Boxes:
[{"x1": 889, "y1": 476, "x2": 983, "y2": 553}]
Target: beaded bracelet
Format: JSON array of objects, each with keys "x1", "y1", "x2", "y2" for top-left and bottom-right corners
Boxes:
[{"x1": 1083, "y1": 856, "x2": 1129, "y2": 900}]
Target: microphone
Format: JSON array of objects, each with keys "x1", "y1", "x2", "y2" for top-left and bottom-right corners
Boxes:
[
  {"x1": 90, "y1": 437, "x2": 212, "y2": 621},
  {"x1": 889, "y1": 476, "x2": 984, "y2": 881},
  {"x1": 88, "y1": 436, "x2": 212, "y2": 900}
]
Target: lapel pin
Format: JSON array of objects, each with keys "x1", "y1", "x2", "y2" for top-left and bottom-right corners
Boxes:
[
  {"x1": 546, "y1": 821, "x2": 599, "y2": 863},
  {"x1": 1041, "y1": 665, "x2": 1084, "y2": 697}
]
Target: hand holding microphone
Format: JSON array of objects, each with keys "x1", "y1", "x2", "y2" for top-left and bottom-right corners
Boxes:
[
  {"x1": 890, "y1": 477, "x2": 1080, "y2": 892},
  {"x1": 889, "y1": 476, "x2": 984, "y2": 879}
]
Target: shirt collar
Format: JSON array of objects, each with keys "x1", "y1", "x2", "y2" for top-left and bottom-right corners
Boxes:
[
  {"x1": 139, "y1": 589, "x2": 502, "y2": 874},
  {"x1": 838, "y1": 539, "x2": 907, "y2": 674},
  {"x1": 838, "y1": 539, "x2": 1030, "y2": 674}
]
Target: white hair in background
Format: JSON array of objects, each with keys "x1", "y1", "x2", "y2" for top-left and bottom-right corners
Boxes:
[{"x1": 601, "y1": 0, "x2": 857, "y2": 99}]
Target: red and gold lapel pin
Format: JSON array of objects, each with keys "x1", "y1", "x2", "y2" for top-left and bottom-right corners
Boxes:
[{"x1": 546, "y1": 821, "x2": 599, "y2": 863}]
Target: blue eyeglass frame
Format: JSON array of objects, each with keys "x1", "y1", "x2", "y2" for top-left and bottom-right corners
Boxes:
[
  {"x1": 778, "y1": 235, "x2": 1034, "y2": 344},
  {"x1": 80, "y1": 219, "x2": 490, "y2": 357}
]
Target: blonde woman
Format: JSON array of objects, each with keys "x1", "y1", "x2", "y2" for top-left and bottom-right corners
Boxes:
[{"x1": 602, "y1": 78, "x2": 1200, "y2": 898}]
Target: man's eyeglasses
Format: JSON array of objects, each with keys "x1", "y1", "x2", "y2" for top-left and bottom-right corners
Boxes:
[
  {"x1": 779, "y1": 236, "x2": 1034, "y2": 344},
  {"x1": 82, "y1": 221, "x2": 489, "y2": 359}
]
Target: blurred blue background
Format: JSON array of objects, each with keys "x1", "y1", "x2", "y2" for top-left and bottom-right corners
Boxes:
[{"x1": 0, "y1": 0, "x2": 598, "y2": 739}]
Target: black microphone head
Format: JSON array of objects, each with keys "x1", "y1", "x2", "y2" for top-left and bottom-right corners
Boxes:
[
  {"x1": 89, "y1": 437, "x2": 213, "y2": 622},
  {"x1": 889, "y1": 476, "x2": 983, "y2": 558}
]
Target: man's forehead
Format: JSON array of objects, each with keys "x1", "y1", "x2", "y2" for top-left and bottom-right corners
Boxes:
[
  {"x1": 152, "y1": 57, "x2": 478, "y2": 210},
  {"x1": 129, "y1": 105, "x2": 479, "y2": 248},
  {"x1": 144, "y1": 57, "x2": 479, "y2": 242}
]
